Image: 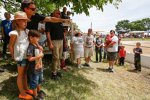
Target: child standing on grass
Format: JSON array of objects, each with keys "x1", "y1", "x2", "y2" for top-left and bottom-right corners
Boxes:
[
  {"x1": 27, "y1": 30, "x2": 45, "y2": 99},
  {"x1": 8, "y1": 11, "x2": 33, "y2": 100},
  {"x1": 133, "y1": 42, "x2": 142, "y2": 72},
  {"x1": 119, "y1": 46, "x2": 126, "y2": 66}
]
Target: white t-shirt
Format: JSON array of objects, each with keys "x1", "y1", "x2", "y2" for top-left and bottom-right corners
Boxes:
[
  {"x1": 9, "y1": 30, "x2": 29, "y2": 61},
  {"x1": 72, "y1": 36, "x2": 84, "y2": 51},
  {"x1": 107, "y1": 35, "x2": 118, "y2": 52},
  {"x1": 38, "y1": 22, "x2": 46, "y2": 42},
  {"x1": 84, "y1": 35, "x2": 95, "y2": 48}
]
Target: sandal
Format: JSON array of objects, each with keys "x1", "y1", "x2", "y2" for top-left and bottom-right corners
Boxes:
[
  {"x1": 19, "y1": 94, "x2": 33, "y2": 100},
  {"x1": 25, "y1": 90, "x2": 33, "y2": 95}
]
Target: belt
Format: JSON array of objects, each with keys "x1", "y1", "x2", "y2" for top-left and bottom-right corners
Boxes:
[{"x1": 85, "y1": 46, "x2": 92, "y2": 48}]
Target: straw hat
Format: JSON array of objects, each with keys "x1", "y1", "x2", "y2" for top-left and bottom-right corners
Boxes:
[{"x1": 14, "y1": 11, "x2": 30, "y2": 21}]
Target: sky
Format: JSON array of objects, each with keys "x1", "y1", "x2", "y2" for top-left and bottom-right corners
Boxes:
[
  {"x1": 71, "y1": 0, "x2": 150, "y2": 32},
  {"x1": 0, "y1": 0, "x2": 150, "y2": 33}
]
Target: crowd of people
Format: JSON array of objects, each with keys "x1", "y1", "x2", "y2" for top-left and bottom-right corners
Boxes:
[{"x1": 0, "y1": 0, "x2": 143, "y2": 100}]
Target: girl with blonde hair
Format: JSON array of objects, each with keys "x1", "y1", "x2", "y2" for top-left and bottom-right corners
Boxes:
[{"x1": 8, "y1": 11, "x2": 33, "y2": 99}]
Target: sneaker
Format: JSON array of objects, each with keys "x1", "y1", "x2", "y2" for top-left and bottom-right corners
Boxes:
[
  {"x1": 95, "y1": 61, "x2": 99, "y2": 63},
  {"x1": 0, "y1": 68, "x2": 5, "y2": 72},
  {"x1": 38, "y1": 90, "x2": 46, "y2": 99},
  {"x1": 136, "y1": 70, "x2": 141, "y2": 73},
  {"x1": 87, "y1": 63, "x2": 91, "y2": 67},
  {"x1": 51, "y1": 73, "x2": 58, "y2": 80},
  {"x1": 83, "y1": 63, "x2": 89, "y2": 66},
  {"x1": 34, "y1": 96, "x2": 41, "y2": 100},
  {"x1": 25, "y1": 89, "x2": 33, "y2": 95},
  {"x1": 19, "y1": 94, "x2": 33, "y2": 99},
  {"x1": 107, "y1": 67, "x2": 111, "y2": 71},
  {"x1": 78, "y1": 64, "x2": 81, "y2": 68},
  {"x1": 3, "y1": 55, "x2": 7, "y2": 60},
  {"x1": 109, "y1": 68, "x2": 114, "y2": 73},
  {"x1": 57, "y1": 72, "x2": 62, "y2": 78},
  {"x1": 63, "y1": 67, "x2": 68, "y2": 71},
  {"x1": 80, "y1": 64, "x2": 83, "y2": 68}
]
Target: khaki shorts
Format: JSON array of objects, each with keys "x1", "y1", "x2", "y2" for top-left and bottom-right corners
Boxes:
[
  {"x1": 74, "y1": 50, "x2": 84, "y2": 59},
  {"x1": 84, "y1": 47, "x2": 93, "y2": 58}
]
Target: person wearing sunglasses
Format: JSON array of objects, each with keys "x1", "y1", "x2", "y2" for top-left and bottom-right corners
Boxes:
[
  {"x1": 45, "y1": 10, "x2": 64, "y2": 80},
  {"x1": 21, "y1": 0, "x2": 71, "y2": 31}
]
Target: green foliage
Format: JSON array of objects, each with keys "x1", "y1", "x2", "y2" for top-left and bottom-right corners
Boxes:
[
  {"x1": 116, "y1": 18, "x2": 150, "y2": 31},
  {"x1": 0, "y1": 0, "x2": 122, "y2": 15},
  {"x1": 115, "y1": 20, "x2": 130, "y2": 32}
]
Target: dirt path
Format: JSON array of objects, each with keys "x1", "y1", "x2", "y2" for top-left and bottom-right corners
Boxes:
[{"x1": 78, "y1": 61, "x2": 150, "y2": 100}]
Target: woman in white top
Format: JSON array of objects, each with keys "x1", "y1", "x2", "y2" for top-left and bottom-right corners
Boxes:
[
  {"x1": 8, "y1": 11, "x2": 33, "y2": 99},
  {"x1": 71, "y1": 32, "x2": 84, "y2": 68}
]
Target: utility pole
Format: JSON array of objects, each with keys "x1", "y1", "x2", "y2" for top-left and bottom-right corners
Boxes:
[{"x1": 91, "y1": 22, "x2": 92, "y2": 29}]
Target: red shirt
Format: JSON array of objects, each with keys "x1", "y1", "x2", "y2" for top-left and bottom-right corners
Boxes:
[{"x1": 119, "y1": 49, "x2": 126, "y2": 57}]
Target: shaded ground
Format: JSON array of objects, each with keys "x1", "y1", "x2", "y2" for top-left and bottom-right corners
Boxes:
[{"x1": 0, "y1": 57, "x2": 150, "y2": 100}]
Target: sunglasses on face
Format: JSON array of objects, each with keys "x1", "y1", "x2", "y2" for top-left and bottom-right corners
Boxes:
[
  {"x1": 56, "y1": 13, "x2": 61, "y2": 15},
  {"x1": 28, "y1": 7, "x2": 36, "y2": 11}
]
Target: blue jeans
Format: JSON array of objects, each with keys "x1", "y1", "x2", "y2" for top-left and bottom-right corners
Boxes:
[
  {"x1": 95, "y1": 48, "x2": 102, "y2": 62},
  {"x1": 29, "y1": 71, "x2": 43, "y2": 89}
]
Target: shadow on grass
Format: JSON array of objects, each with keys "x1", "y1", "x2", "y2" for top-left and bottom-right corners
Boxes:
[
  {"x1": 42, "y1": 66, "x2": 98, "y2": 100},
  {"x1": 0, "y1": 76, "x2": 19, "y2": 100},
  {"x1": 96, "y1": 68, "x2": 109, "y2": 72},
  {"x1": 0, "y1": 54, "x2": 98, "y2": 100},
  {"x1": 0, "y1": 60, "x2": 17, "y2": 73},
  {"x1": 127, "y1": 69, "x2": 138, "y2": 73}
]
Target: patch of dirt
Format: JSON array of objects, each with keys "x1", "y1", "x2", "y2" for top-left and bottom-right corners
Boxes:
[{"x1": 79, "y1": 61, "x2": 150, "y2": 100}]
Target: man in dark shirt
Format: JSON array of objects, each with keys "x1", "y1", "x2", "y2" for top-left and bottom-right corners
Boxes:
[
  {"x1": 21, "y1": 1, "x2": 70, "y2": 30},
  {"x1": 95, "y1": 34, "x2": 103, "y2": 62},
  {"x1": 61, "y1": 7, "x2": 68, "y2": 19},
  {"x1": 46, "y1": 10, "x2": 64, "y2": 80}
]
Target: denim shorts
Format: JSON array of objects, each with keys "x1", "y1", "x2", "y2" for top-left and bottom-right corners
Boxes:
[
  {"x1": 29, "y1": 71, "x2": 43, "y2": 89},
  {"x1": 17, "y1": 59, "x2": 27, "y2": 67}
]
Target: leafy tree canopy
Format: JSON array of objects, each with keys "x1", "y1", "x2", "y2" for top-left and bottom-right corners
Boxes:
[
  {"x1": 115, "y1": 18, "x2": 150, "y2": 32},
  {"x1": 0, "y1": 0, "x2": 121, "y2": 15}
]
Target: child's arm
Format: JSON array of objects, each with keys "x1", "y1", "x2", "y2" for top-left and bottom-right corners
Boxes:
[
  {"x1": 8, "y1": 35, "x2": 17, "y2": 60},
  {"x1": 133, "y1": 48, "x2": 135, "y2": 53},
  {"x1": 27, "y1": 53, "x2": 43, "y2": 62},
  {"x1": 124, "y1": 50, "x2": 126, "y2": 57},
  {"x1": 137, "y1": 49, "x2": 143, "y2": 54}
]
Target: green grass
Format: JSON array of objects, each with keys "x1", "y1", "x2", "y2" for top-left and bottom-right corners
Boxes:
[{"x1": 0, "y1": 58, "x2": 97, "y2": 100}]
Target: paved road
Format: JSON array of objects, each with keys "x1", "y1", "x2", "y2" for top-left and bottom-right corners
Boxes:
[{"x1": 122, "y1": 41, "x2": 150, "y2": 56}]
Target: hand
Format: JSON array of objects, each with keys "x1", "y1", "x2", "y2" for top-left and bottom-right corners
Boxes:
[
  {"x1": 36, "y1": 43, "x2": 43, "y2": 51},
  {"x1": 49, "y1": 43, "x2": 53, "y2": 50},
  {"x1": 41, "y1": 28, "x2": 45, "y2": 33},
  {"x1": 38, "y1": 52, "x2": 44, "y2": 58}
]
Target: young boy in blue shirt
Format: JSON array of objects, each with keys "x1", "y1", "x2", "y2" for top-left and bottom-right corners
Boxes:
[{"x1": 27, "y1": 30, "x2": 45, "y2": 99}]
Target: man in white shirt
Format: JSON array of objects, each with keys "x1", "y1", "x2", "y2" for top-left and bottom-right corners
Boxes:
[
  {"x1": 106, "y1": 30, "x2": 118, "y2": 72},
  {"x1": 83, "y1": 28, "x2": 95, "y2": 67}
]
